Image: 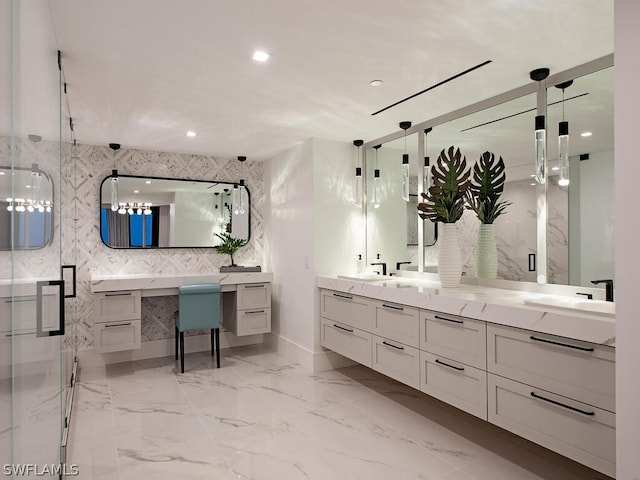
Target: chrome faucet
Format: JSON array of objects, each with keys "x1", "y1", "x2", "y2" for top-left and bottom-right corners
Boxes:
[
  {"x1": 591, "y1": 279, "x2": 614, "y2": 302},
  {"x1": 371, "y1": 262, "x2": 387, "y2": 276}
]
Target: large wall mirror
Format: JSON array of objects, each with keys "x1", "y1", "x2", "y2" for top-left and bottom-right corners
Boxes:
[
  {"x1": 100, "y1": 175, "x2": 250, "y2": 249},
  {"x1": 0, "y1": 166, "x2": 54, "y2": 250}
]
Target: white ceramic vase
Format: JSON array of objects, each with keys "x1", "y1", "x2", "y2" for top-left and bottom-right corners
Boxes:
[
  {"x1": 475, "y1": 223, "x2": 498, "y2": 279},
  {"x1": 438, "y1": 223, "x2": 462, "y2": 288}
]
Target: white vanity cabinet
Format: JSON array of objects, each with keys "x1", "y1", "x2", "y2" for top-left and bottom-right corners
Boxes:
[
  {"x1": 224, "y1": 283, "x2": 272, "y2": 336},
  {"x1": 93, "y1": 290, "x2": 142, "y2": 353},
  {"x1": 486, "y1": 324, "x2": 616, "y2": 477}
]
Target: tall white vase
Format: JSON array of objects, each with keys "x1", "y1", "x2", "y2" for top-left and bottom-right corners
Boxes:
[
  {"x1": 438, "y1": 223, "x2": 462, "y2": 288},
  {"x1": 475, "y1": 223, "x2": 497, "y2": 279}
]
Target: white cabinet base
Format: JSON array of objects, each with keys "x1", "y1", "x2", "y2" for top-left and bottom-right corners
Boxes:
[{"x1": 94, "y1": 320, "x2": 141, "y2": 353}]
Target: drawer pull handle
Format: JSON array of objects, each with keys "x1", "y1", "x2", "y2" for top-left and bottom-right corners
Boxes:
[
  {"x1": 105, "y1": 322, "x2": 132, "y2": 328},
  {"x1": 4, "y1": 296, "x2": 37, "y2": 304},
  {"x1": 332, "y1": 293, "x2": 353, "y2": 300},
  {"x1": 104, "y1": 292, "x2": 133, "y2": 297},
  {"x1": 245, "y1": 310, "x2": 265, "y2": 315},
  {"x1": 382, "y1": 340, "x2": 404, "y2": 350},
  {"x1": 382, "y1": 303, "x2": 404, "y2": 311},
  {"x1": 530, "y1": 392, "x2": 595, "y2": 416},
  {"x1": 5, "y1": 331, "x2": 33, "y2": 337},
  {"x1": 244, "y1": 284, "x2": 265, "y2": 289},
  {"x1": 435, "y1": 359, "x2": 465, "y2": 371},
  {"x1": 529, "y1": 336, "x2": 594, "y2": 352},
  {"x1": 333, "y1": 324, "x2": 354, "y2": 333},
  {"x1": 434, "y1": 315, "x2": 464, "y2": 325}
]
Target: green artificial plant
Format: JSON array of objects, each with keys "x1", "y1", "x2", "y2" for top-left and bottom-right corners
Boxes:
[
  {"x1": 417, "y1": 146, "x2": 471, "y2": 223},
  {"x1": 465, "y1": 151, "x2": 511, "y2": 224},
  {"x1": 214, "y1": 231, "x2": 245, "y2": 266}
]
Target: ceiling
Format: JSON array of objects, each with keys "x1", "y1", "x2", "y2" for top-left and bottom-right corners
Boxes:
[{"x1": 40, "y1": 1, "x2": 614, "y2": 159}]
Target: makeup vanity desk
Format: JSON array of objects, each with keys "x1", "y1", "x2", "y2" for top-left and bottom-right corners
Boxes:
[{"x1": 90, "y1": 272, "x2": 273, "y2": 353}]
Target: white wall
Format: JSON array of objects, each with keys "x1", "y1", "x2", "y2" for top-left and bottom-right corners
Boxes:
[{"x1": 615, "y1": 1, "x2": 640, "y2": 478}]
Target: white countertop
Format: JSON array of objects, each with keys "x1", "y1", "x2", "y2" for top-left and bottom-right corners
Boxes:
[
  {"x1": 91, "y1": 271, "x2": 273, "y2": 293},
  {"x1": 317, "y1": 274, "x2": 615, "y2": 347}
]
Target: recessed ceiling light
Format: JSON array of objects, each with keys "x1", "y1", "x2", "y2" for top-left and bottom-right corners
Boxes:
[
  {"x1": 551, "y1": 166, "x2": 560, "y2": 171},
  {"x1": 530, "y1": 182, "x2": 536, "y2": 186},
  {"x1": 370, "y1": 80, "x2": 383, "y2": 87},
  {"x1": 145, "y1": 180, "x2": 152, "y2": 184},
  {"x1": 581, "y1": 131, "x2": 593, "y2": 137},
  {"x1": 133, "y1": 190, "x2": 139, "y2": 194},
  {"x1": 186, "y1": 131, "x2": 197, "y2": 138},
  {"x1": 0, "y1": 172, "x2": 5, "y2": 175},
  {"x1": 529, "y1": 174, "x2": 536, "y2": 178},
  {"x1": 252, "y1": 50, "x2": 270, "y2": 62}
]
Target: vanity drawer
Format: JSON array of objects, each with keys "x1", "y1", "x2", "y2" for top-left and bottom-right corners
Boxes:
[
  {"x1": 320, "y1": 290, "x2": 372, "y2": 331},
  {"x1": 372, "y1": 301, "x2": 419, "y2": 348},
  {"x1": 94, "y1": 290, "x2": 141, "y2": 323},
  {"x1": 420, "y1": 310, "x2": 486, "y2": 369},
  {"x1": 94, "y1": 319, "x2": 141, "y2": 353},
  {"x1": 1, "y1": 293, "x2": 59, "y2": 332},
  {"x1": 237, "y1": 283, "x2": 271, "y2": 310},
  {"x1": 321, "y1": 318, "x2": 372, "y2": 367},
  {"x1": 488, "y1": 373, "x2": 615, "y2": 478},
  {"x1": 236, "y1": 307, "x2": 271, "y2": 336},
  {"x1": 420, "y1": 350, "x2": 487, "y2": 420},
  {"x1": 487, "y1": 324, "x2": 615, "y2": 412},
  {"x1": 372, "y1": 334, "x2": 420, "y2": 389}
]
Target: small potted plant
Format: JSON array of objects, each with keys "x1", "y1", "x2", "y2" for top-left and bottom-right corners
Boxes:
[
  {"x1": 417, "y1": 146, "x2": 471, "y2": 287},
  {"x1": 214, "y1": 231, "x2": 245, "y2": 269},
  {"x1": 465, "y1": 151, "x2": 511, "y2": 278}
]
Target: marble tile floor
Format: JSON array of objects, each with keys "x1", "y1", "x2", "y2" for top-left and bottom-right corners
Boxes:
[{"x1": 68, "y1": 344, "x2": 612, "y2": 480}]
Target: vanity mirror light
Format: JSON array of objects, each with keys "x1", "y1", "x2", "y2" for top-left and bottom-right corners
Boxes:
[
  {"x1": 99, "y1": 174, "x2": 250, "y2": 249},
  {"x1": 0, "y1": 166, "x2": 54, "y2": 250}
]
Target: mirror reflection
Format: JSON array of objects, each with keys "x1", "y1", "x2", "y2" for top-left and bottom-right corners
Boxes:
[
  {"x1": 0, "y1": 166, "x2": 54, "y2": 250},
  {"x1": 100, "y1": 175, "x2": 250, "y2": 248}
]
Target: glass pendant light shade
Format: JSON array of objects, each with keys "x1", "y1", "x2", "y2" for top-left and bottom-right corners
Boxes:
[
  {"x1": 558, "y1": 120, "x2": 570, "y2": 186},
  {"x1": 31, "y1": 165, "x2": 42, "y2": 208},
  {"x1": 355, "y1": 167, "x2": 363, "y2": 208},
  {"x1": 373, "y1": 169, "x2": 381, "y2": 209},
  {"x1": 238, "y1": 179, "x2": 246, "y2": 215},
  {"x1": 534, "y1": 115, "x2": 546, "y2": 184},
  {"x1": 110, "y1": 171, "x2": 119, "y2": 211},
  {"x1": 402, "y1": 154, "x2": 410, "y2": 202},
  {"x1": 233, "y1": 184, "x2": 240, "y2": 215},
  {"x1": 423, "y1": 157, "x2": 430, "y2": 191}
]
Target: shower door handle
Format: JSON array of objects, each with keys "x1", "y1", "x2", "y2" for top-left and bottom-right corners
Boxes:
[
  {"x1": 61, "y1": 265, "x2": 76, "y2": 298},
  {"x1": 36, "y1": 280, "x2": 65, "y2": 337}
]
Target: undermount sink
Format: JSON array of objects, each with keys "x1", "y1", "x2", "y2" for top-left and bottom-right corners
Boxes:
[
  {"x1": 337, "y1": 273, "x2": 394, "y2": 282},
  {"x1": 523, "y1": 296, "x2": 615, "y2": 317}
]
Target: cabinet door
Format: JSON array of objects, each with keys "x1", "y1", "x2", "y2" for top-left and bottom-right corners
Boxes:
[
  {"x1": 420, "y1": 310, "x2": 486, "y2": 369},
  {"x1": 94, "y1": 320, "x2": 141, "y2": 353},
  {"x1": 488, "y1": 374, "x2": 615, "y2": 478},
  {"x1": 372, "y1": 335, "x2": 420, "y2": 389},
  {"x1": 320, "y1": 319, "x2": 372, "y2": 367},
  {"x1": 420, "y1": 350, "x2": 487, "y2": 420},
  {"x1": 487, "y1": 324, "x2": 615, "y2": 412},
  {"x1": 237, "y1": 283, "x2": 271, "y2": 310},
  {"x1": 372, "y1": 301, "x2": 419, "y2": 348},
  {"x1": 320, "y1": 290, "x2": 372, "y2": 331},
  {"x1": 94, "y1": 291, "x2": 141, "y2": 323}
]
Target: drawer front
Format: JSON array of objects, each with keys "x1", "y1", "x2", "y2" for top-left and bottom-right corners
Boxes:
[
  {"x1": 420, "y1": 310, "x2": 486, "y2": 369},
  {"x1": 320, "y1": 290, "x2": 372, "y2": 331},
  {"x1": 487, "y1": 324, "x2": 615, "y2": 412},
  {"x1": 372, "y1": 334, "x2": 420, "y2": 389},
  {"x1": 420, "y1": 351, "x2": 487, "y2": 420},
  {"x1": 321, "y1": 318, "x2": 372, "y2": 367},
  {"x1": 1, "y1": 294, "x2": 58, "y2": 332},
  {"x1": 237, "y1": 283, "x2": 272, "y2": 310},
  {"x1": 372, "y1": 301, "x2": 419, "y2": 348},
  {"x1": 94, "y1": 319, "x2": 141, "y2": 353},
  {"x1": 237, "y1": 307, "x2": 271, "y2": 336},
  {"x1": 488, "y1": 374, "x2": 615, "y2": 478},
  {"x1": 94, "y1": 291, "x2": 141, "y2": 323}
]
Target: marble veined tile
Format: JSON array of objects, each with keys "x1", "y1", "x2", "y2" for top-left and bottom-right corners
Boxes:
[{"x1": 311, "y1": 363, "x2": 407, "y2": 401}]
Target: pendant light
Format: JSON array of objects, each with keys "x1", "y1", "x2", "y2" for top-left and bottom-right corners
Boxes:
[
  {"x1": 372, "y1": 144, "x2": 382, "y2": 209},
  {"x1": 530, "y1": 68, "x2": 549, "y2": 184},
  {"x1": 423, "y1": 128, "x2": 432, "y2": 192},
  {"x1": 109, "y1": 143, "x2": 121, "y2": 211},
  {"x1": 399, "y1": 121, "x2": 412, "y2": 202},
  {"x1": 353, "y1": 140, "x2": 363, "y2": 208},
  {"x1": 555, "y1": 80, "x2": 573, "y2": 187},
  {"x1": 235, "y1": 156, "x2": 247, "y2": 215}
]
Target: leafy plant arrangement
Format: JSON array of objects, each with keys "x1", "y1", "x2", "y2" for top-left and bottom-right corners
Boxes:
[
  {"x1": 465, "y1": 151, "x2": 511, "y2": 223},
  {"x1": 214, "y1": 231, "x2": 245, "y2": 266},
  {"x1": 417, "y1": 146, "x2": 471, "y2": 223}
]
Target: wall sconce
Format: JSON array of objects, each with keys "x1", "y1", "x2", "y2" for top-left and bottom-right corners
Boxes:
[
  {"x1": 530, "y1": 68, "x2": 549, "y2": 184},
  {"x1": 353, "y1": 140, "x2": 363, "y2": 208},
  {"x1": 555, "y1": 80, "x2": 573, "y2": 187},
  {"x1": 109, "y1": 143, "x2": 121, "y2": 211},
  {"x1": 399, "y1": 121, "x2": 412, "y2": 202},
  {"x1": 423, "y1": 128, "x2": 432, "y2": 192},
  {"x1": 372, "y1": 144, "x2": 382, "y2": 209}
]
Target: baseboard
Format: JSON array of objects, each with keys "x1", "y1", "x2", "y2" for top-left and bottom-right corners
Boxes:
[
  {"x1": 78, "y1": 331, "x2": 264, "y2": 367},
  {"x1": 265, "y1": 333, "x2": 355, "y2": 373}
]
